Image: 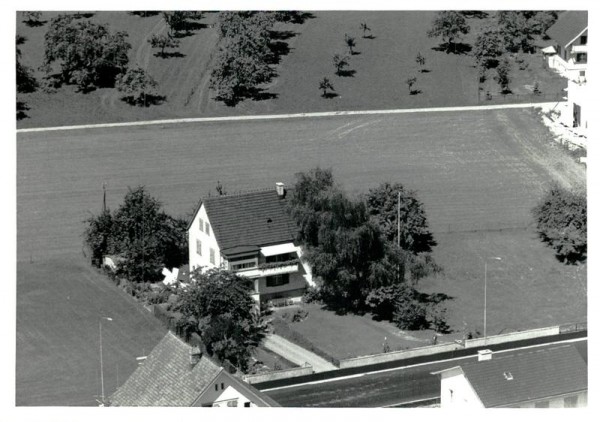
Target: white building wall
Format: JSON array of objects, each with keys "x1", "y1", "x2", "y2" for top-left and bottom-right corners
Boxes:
[
  {"x1": 212, "y1": 386, "x2": 255, "y2": 407},
  {"x1": 439, "y1": 369, "x2": 485, "y2": 409},
  {"x1": 188, "y1": 204, "x2": 223, "y2": 274}
]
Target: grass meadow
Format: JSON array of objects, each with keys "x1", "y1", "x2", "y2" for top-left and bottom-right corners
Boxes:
[
  {"x1": 17, "y1": 108, "x2": 586, "y2": 397},
  {"x1": 16, "y1": 11, "x2": 565, "y2": 128}
]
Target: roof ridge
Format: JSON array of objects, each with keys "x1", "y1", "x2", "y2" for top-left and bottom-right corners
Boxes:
[{"x1": 203, "y1": 186, "x2": 276, "y2": 200}]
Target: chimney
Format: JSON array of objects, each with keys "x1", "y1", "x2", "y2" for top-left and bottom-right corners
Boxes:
[
  {"x1": 276, "y1": 182, "x2": 285, "y2": 198},
  {"x1": 478, "y1": 349, "x2": 492, "y2": 361}
]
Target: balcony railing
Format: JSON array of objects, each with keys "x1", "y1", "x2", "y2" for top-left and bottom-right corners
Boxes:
[{"x1": 234, "y1": 258, "x2": 300, "y2": 278}]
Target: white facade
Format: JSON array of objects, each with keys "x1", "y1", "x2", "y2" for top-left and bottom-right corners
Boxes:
[
  {"x1": 438, "y1": 367, "x2": 485, "y2": 408},
  {"x1": 188, "y1": 203, "x2": 223, "y2": 272}
]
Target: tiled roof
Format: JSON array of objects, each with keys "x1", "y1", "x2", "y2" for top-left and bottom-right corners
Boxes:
[
  {"x1": 110, "y1": 331, "x2": 221, "y2": 406},
  {"x1": 201, "y1": 189, "x2": 297, "y2": 255},
  {"x1": 219, "y1": 373, "x2": 281, "y2": 407},
  {"x1": 546, "y1": 11, "x2": 588, "y2": 48},
  {"x1": 461, "y1": 345, "x2": 587, "y2": 407}
]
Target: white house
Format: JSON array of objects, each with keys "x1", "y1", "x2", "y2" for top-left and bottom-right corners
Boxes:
[
  {"x1": 110, "y1": 331, "x2": 280, "y2": 407},
  {"x1": 432, "y1": 345, "x2": 587, "y2": 408},
  {"x1": 544, "y1": 11, "x2": 588, "y2": 131},
  {"x1": 188, "y1": 183, "x2": 313, "y2": 304}
]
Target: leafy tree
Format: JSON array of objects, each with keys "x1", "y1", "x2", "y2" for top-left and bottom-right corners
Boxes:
[
  {"x1": 22, "y1": 11, "x2": 42, "y2": 26},
  {"x1": 495, "y1": 57, "x2": 512, "y2": 93},
  {"x1": 318, "y1": 77, "x2": 334, "y2": 97},
  {"x1": 344, "y1": 33, "x2": 356, "y2": 55},
  {"x1": 393, "y1": 293, "x2": 428, "y2": 330},
  {"x1": 84, "y1": 209, "x2": 114, "y2": 266},
  {"x1": 360, "y1": 22, "x2": 371, "y2": 38},
  {"x1": 333, "y1": 54, "x2": 350, "y2": 75},
  {"x1": 533, "y1": 184, "x2": 586, "y2": 263},
  {"x1": 115, "y1": 67, "x2": 161, "y2": 106},
  {"x1": 427, "y1": 11, "x2": 470, "y2": 53},
  {"x1": 172, "y1": 268, "x2": 269, "y2": 372},
  {"x1": 288, "y1": 168, "x2": 402, "y2": 311},
  {"x1": 473, "y1": 27, "x2": 505, "y2": 68},
  {"x1": 83, "y1": 186, "x2": 188, "y2": 282},
  {"x1": 210, "y1": 12, "x2": 275, "y2": 105},
  {"x1": 366, "y1": 283, "x2": 413, "y2": 321},
  {"x1": 415, "y1": 52, "x2": 426, "y2": 72},
  {"x1": 148, "y1": 33, "x2": 180, "y2": 57},
  {"x1": 43, "y1": 14, "x2": 130, "y2": 90},
  {"x1": 529, "y1": 11, "x2": 558, "y2": 35},
  {"x1": 16, "y1": 35, "x2": 37, "y2": 93},
  {"x1": 405, "y1": 76, "x2": 417, "y2": 94},
  {"x1": 162, "y1": 11, "x2": 189, "y2": 36},
  {"x1": 497, "y1": 11, "x2": 534, "y2": 53},
  {"x1": 365, "y1": 182, "x2": 436, "y2": 254}
]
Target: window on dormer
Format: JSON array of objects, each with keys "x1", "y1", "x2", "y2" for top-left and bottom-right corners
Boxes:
[{"x1": 580, "y1": 35, "x2": 587, "y2": 45}]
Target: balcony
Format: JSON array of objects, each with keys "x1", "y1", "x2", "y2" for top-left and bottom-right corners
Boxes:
[{"x1": 234, "y1": 259, "x2": 300, "y2": 279}]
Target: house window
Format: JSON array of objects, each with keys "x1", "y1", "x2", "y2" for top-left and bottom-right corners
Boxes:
[
  {"x1": 229, "y1": 255, "x2": 258, "y2": 271},
  {"x1": 215, "y1": 384, "x2": 218, "y2": 391},
  {"x1": 575, "y1": 53, "x2": 587, "y2": 64},
  {"x1": 266, "y1": 274, "x2": 289, "y2": 287},
  {"x1": 196, "y1": 240, "x2": 202, "y2": 256},
  {"x1": 244, "y1": 402, "x2": 251, "y2": 407},
  {"x1": 205, "y1": 222, "x2": 211, "y2": 236},
  {"x1": 210, "y1": 248, "x2": 216, "y2": 265},
  {"x1": 226, "y1": 400, "x2": 238, "y2": 407},
  {"x1": 199, "y1": 218, "x2": 204, "y2": 232},
  {"x1": 449, "y1": 389, "x2": 454, "y2": 402},
  {"x1": 221, "y1": 382, "x2": 225, "y2": 390},
  {"x1": 564, "y1": 395, "x2": 578, "y2": 408},
  {"x1": 580, "y1": 35, "x2": 587, "y2": 45},
  {"x1": 534, "y1": 400, "x2": 549, "y2": 408}
]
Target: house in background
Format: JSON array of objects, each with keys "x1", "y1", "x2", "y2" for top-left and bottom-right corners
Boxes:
[
  {"x1": 188, "y1": 183, "x2": 314, "y2": 304},
  {"x1": 544, "y1": 10, "x2": 588, "y2": 132},
  {"x1": 431, "y1": 345, "x2": 587, "y2": 408},
  {"x1": 110, "y1": 331, "x2": 279, "y2": 407}
]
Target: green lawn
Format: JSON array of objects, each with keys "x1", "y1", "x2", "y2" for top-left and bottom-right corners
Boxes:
[
  {"x1": 16, "y1": 11, "x2": 565, "y2": 128},
  {"x1": 16, "y1": 259, "x2": 167, "y2": 405}
]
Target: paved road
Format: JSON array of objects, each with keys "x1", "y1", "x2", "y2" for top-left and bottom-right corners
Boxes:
[
  {"x1": 263, "y1": 335, "x2": 337, "y2": 373},
  {"x1": 262, "y1": 338, "x2": 587, "y2": 407}
]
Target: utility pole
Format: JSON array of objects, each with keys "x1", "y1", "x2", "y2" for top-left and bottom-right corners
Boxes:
[{"x1": 99, "y1": 316, "x2": 113, "y2": 406}]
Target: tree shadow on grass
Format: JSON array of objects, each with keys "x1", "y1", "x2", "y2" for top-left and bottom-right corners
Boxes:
[
  {"x1": 336, "y1": 69, "x2": 356, "y2": 77},
  {"x1": 246, "y1": 87, "x2": 278, "y2": 102},
  {"x1": 350, "y1": 51, "x2": 361, "y2": 56},
  {"x1": 17, "y1": 101, "x2": 30, "y2": 120},
  {"x1": 154, "y1": 51, "x2": 187, "y2": 58},
  {"x1": 276, "y1": 11, "x2": 316, "y2": 24},
  {"x1": 128, "y1": 11, "x2": 161, "y2": 17},
  {"x1": 322, "y1": 92, "x2": 339, "y2": 99},
  {"x1": 362, "y1": 34, "x2": 376, "y2": 40},
  {"x1": 267, "y1": 41, "x2": 292, "y2": 65},
  {"x1": 432, "y1": 42, "x2": 472, "y2": 55},
  {"x1": 24, "y1": 20, "x2": 47, "y2": 27},
  {"x1": 173, "y1": 21, "x2": 209, "y2": 38},
  {"x1": 409, "y1": 89, "x2": 422, "y2": 95},
  {"x1": 121, "y1": 94, "x2": 167, "y2": 107},
  {"x1": 73, "y1": 12, "x2": 95, "y2": 19},
  {"x1": 269, "y1": 29, "x2": 298, "y2": 40},
  {"x1": 419, "y1": 69, "x2": 431, "y2": 73}
]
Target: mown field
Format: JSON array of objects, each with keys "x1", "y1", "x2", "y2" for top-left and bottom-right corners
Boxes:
[
  {"x1": 16, "y1": 108, "x2": 586, "y2": 404},
  {"x1": 16, "y1": 11, "x2": 564, "y2": 128}
]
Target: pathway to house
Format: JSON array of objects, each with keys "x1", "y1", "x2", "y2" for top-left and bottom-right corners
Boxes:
[
  {"x1": 263, "y1": 334, "x2": 338, "y2": 373},
  {"x1": 17, "y1": 102, "x2": 561, "y2": 133}
]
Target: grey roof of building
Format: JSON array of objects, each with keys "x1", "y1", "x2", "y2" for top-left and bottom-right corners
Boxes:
[
  {"x1": 195, "y1": 189, "x2": 297, "y2": 256},
  {"x1": 546, "y1": 11, "x2": 588, "y2": 48},
  {"x1": 460, "y1": 344, "x2": 587, "y2": 407},
  {"x1": 110, "y1": 331, "x2": 222, "y2": 406}
]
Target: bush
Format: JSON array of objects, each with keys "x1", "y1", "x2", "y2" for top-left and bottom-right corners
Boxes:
[
  {"x1": 426, "y1": 304, "x2": 451, "y2": 333},
  {"x1": 393, "y1": 298, "x2": 428, "y2": 330},
  {"x1": 532, "y1": 185, "x2": 586, "y2": 263},
  {"x1": 302, "y1": 286, "x2": 322, "y2": 304}
]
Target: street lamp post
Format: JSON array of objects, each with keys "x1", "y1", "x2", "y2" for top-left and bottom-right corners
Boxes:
[
  {"x1": 99, "y1": 316, "x2": 113, "y2": 406},
  {"x1": 484, "y1": 257, "x2": 502, "y2": 343}
]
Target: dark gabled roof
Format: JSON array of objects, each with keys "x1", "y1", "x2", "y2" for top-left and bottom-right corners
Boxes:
[
  {"x1": 110, "y1": 331, "x2": 222, "y2": 406},
  {"x1": 460, "y1": 345, "x2": 587, "y2": 407},
  {"x1": 546, "y1": 11, "x2": 588, "y2": 48},
  {"x1": 199, "y1": 189, "x2": 297, "y2": 255}
]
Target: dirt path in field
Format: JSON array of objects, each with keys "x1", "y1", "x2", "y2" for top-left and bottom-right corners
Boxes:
[{"x1": 496, "y1": 110, "x2": 586, "y2": 192}]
